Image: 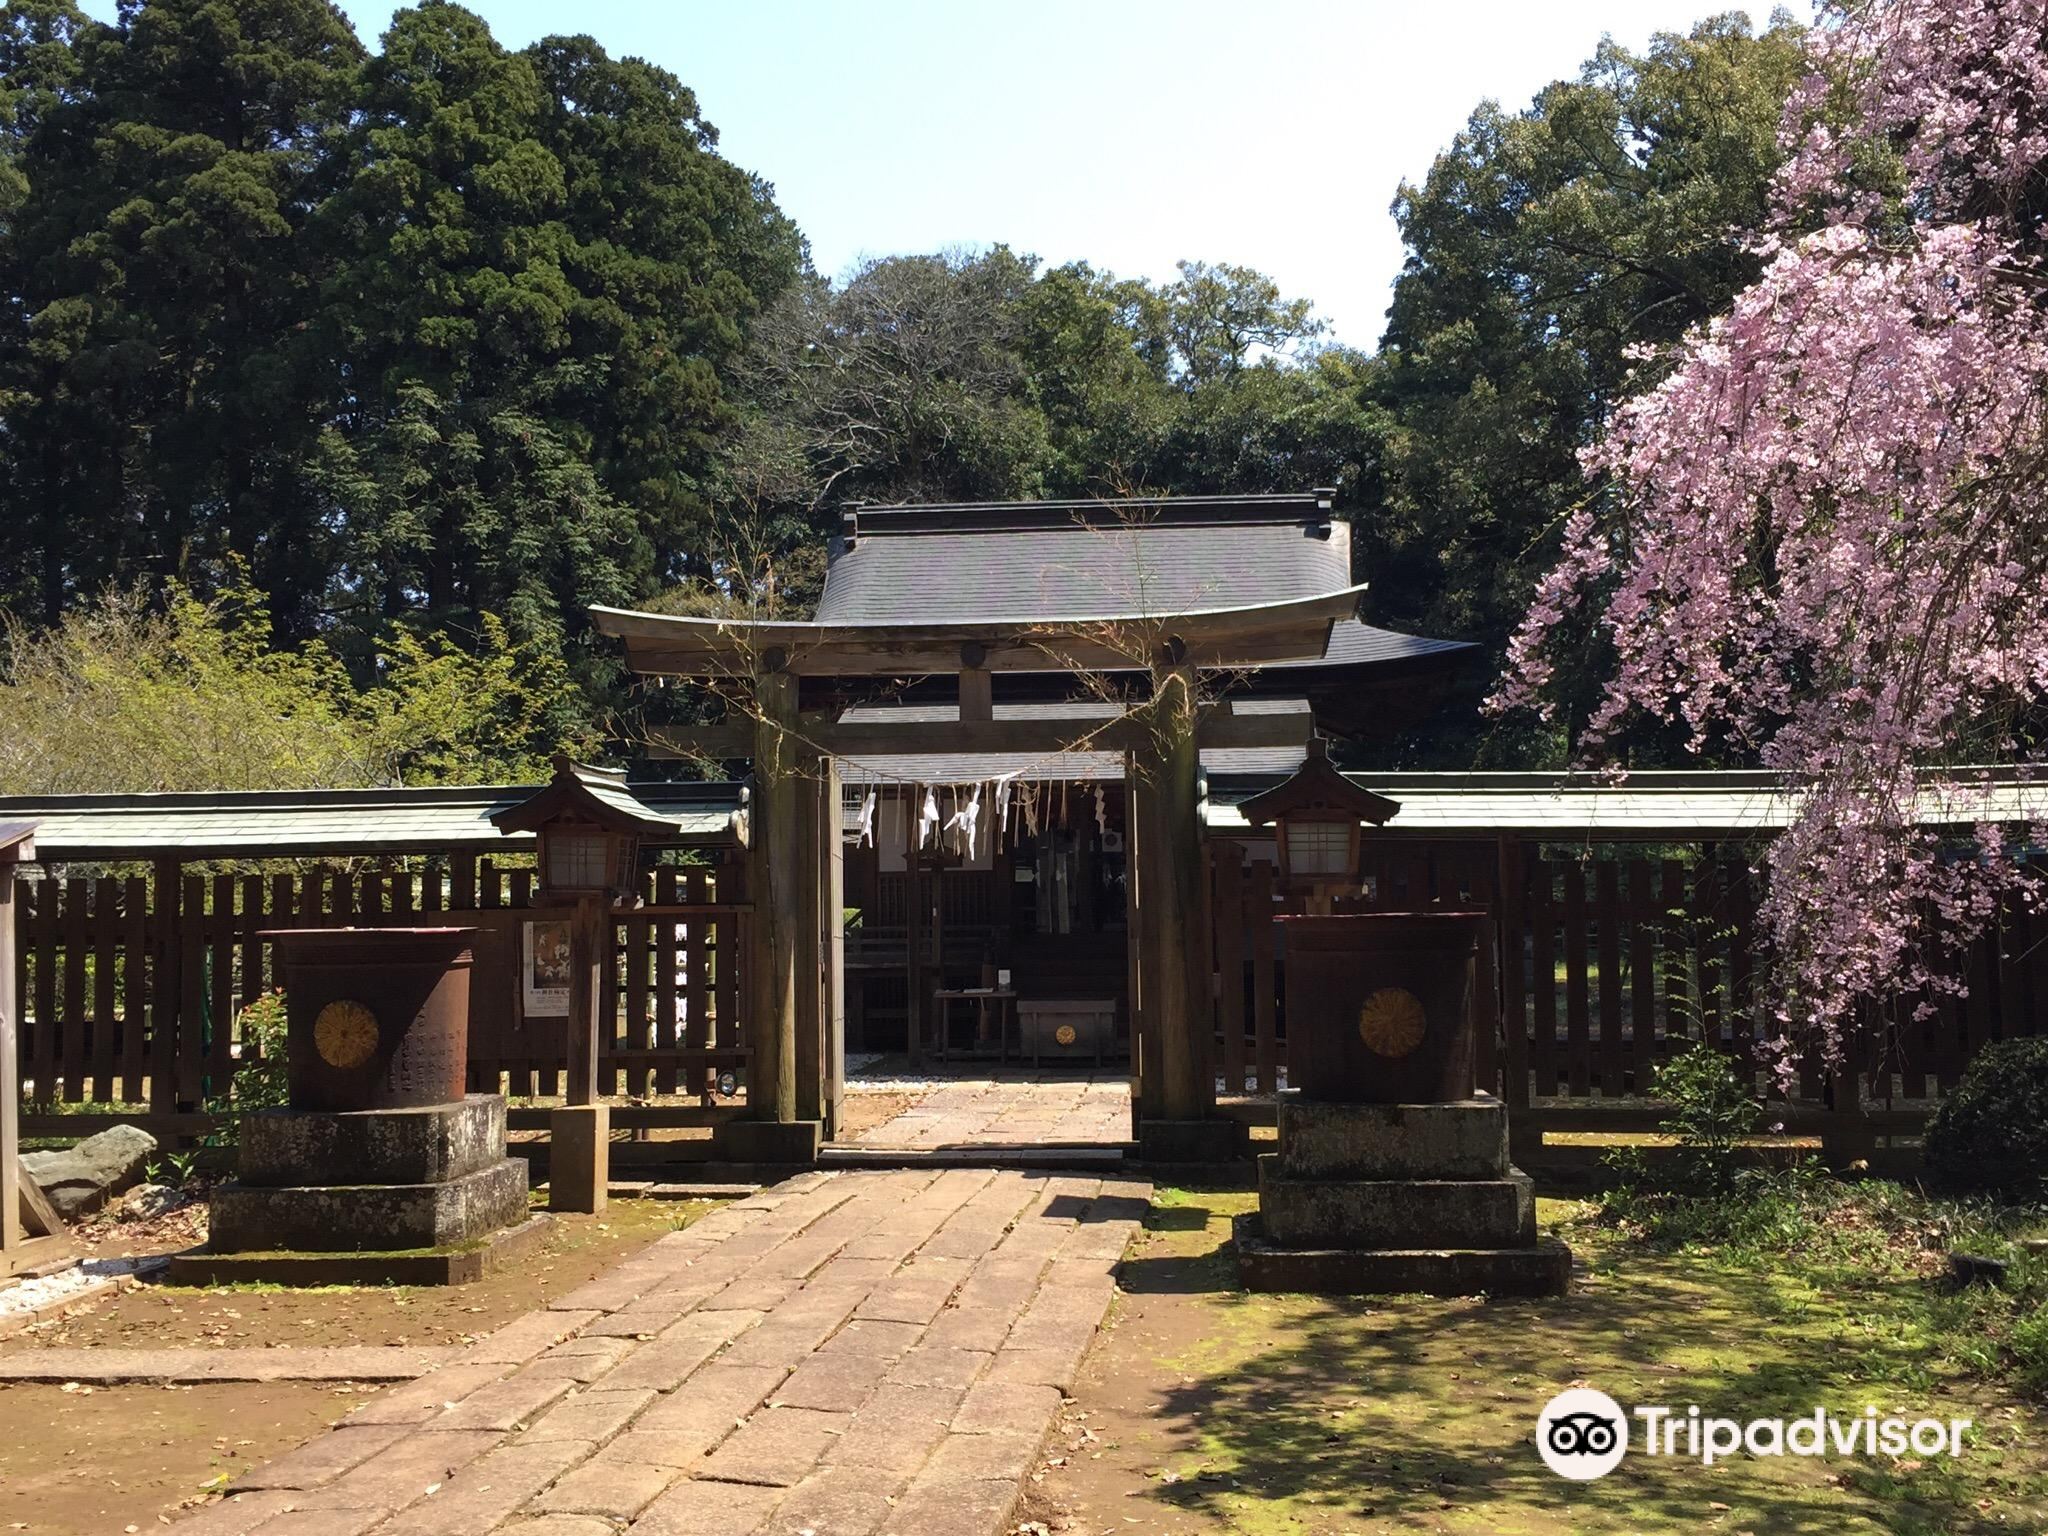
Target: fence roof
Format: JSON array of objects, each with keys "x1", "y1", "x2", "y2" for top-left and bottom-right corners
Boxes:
[
  {"x1": 1204, "y1": 768, "x2": 2048, "y2": 839},
  {"x1": 10, "y1": 766, "x2": 2043, "y2": 859},
  {"x1": 0, "y1": 782, "x2": 746, "y2": 861}
]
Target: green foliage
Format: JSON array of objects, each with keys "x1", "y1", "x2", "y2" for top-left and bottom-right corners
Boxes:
[
  {"x1": 1657, "y1": 1042, "x2": 1761, "y2": 1192},
  {"x1": 0, "y1": 0, "x2": 800, "y2": 693},
  {"x1": 1365, "y1": 14, "x2": 1809, "y2": 766},
  {"x1": 1601, "y1": 1040, "x2": 1762, "y2": 1197},
  {"x1": 1580, "y1": 1170, "x2": 2048, "y2": 1401},
  {"x1": 0, "y1": 0, "x2": 365, "y2": 634},
  {"x1": 725, "y1": 248, "x2": 1370, "y2": 552},
  {"x1": 0, "y1": 578, "x2": 373, "y2": 792},
  {"x1": 2009, "y1": 1305, "x2": 2048, "y2": 1395},
  {"x1": 370, "y1": 612, "x2": 598, "y2": 783},
  {"x1": 0, "y1": 576, "x2": 589, "y2": 791},
  {"x1": 145, "y1": 1147, "x2": 203, "y2": 1187},
  {"x1": 0, "y1": 3, "x2": 1825, "y2": 776},
  {"x1": 201, "y1": 988, "x2": 290, "y2": 1148},
  {"x1": 1924, "y1": 1039, "x2": 2048, "y2": 1194}
]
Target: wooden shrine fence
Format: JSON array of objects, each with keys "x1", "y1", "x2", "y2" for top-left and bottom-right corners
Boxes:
[
  {"x1": 1209, "y1": 839, "x2": 2048, "y2": 1145},
  {"x1": 12, "y1": 855, "x2": 749, "y2": 1141}
]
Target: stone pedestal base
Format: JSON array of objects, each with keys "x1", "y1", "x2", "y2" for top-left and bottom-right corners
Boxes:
[
  {"x1": 238, "y1": 1096, "x2": 506, "y2": 1187},
  {"x1": 1257, "y1": 1158, "x2": 1537, "y2": 1248},
  {"x1": 171, "y1": 1214, "x2": 551, "y2": 1287},
  {"x1": 209, "y1": 1156, "x2": 529, "y2": 1253},
  {"x1": 203, "y1": 1095, "x2": 531, "y2": 1280},
  {"x1": 1277, "y1": 1097, "x2": 1508, "y2": 1181},
  {"x1": 1241, "y1": 1093, "x2": 1569, "y2": 1298},
  {"x1": 1235, "y1": 1214, "x2": 1572, "y2": 1297},
  {"x1": 1137, "y1": 1117, "x2": 1249, "y2": 1166},
  {"x1": 550, "y1": 1104, "x2": 611, "y2": 1214},
  {"x1": 714, "y1": 1118, "x2": 822, "y2": 1166}
]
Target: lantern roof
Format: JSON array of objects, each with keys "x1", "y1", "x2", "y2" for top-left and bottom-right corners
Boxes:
[
  {"x1": 489, "y1": 756, "x2": 685, "y2": 839},
  {"x1": 0, "y1": 820, "x2": 36, "y2": 864},
  {"x1": 1234, "y1": 738, "x2": 1401, "y2": 828}
]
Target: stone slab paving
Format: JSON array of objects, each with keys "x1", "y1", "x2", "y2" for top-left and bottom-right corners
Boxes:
[
  {"x1": 0, "y1": 1345, "x2": 460, "y2": 1383},
  {"x1": 171, "y1": 1168, "x2": 1149, "y2": 1536},
  {"x1": 846, "y1": 1073, "x2": 1131, "y2": 1150}
]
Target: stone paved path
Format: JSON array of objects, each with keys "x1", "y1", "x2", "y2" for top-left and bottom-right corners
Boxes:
[
  {"x1": 175, "y1": 1168, "x2": 1148, "y2": 1536},
  {"x1": 846, "y1": 1073, "x2": 1130, "y2": 1150}
]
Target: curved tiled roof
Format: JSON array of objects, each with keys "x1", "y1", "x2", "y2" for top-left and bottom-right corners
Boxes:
[
  {"x1": 817, "y1": 494, "x2": 1352, "y2": 624},
  {"x1": 812, "y1": 496, "x2": 1475, "y2": 680}
]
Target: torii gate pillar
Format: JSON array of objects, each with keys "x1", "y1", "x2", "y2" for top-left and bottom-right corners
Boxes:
[
  {"x1": 715, "y1": 659, "x2": 827, "y2": 1163},
  {"x1": 1129, "y1": 650, "x2": 1246, "y2": 1163}
]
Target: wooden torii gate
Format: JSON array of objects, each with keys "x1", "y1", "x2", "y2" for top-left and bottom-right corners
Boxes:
[{"x1": 592, "y1": 588, "x2": 1365, "y2": 1161}]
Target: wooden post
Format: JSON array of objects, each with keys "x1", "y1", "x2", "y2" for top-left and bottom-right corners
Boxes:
[
  {"x1": 1824, "y1": 1013, "x2": 1876, "y2": 1167},
  {"x1": 958, "y1": 663, "x2": 993, "y2": 723},
  {"x1": 1130, "y1": 649, "x2": 1233, "y2": 1161},
  {"x1": 2, "y1": 826, "x2": 67, "y2": 1276},
  {"x1": 548, "y1": 888, "x2": 611, "y2": 1214},
  {"x1": 565, "y1": 892, "x2": 604, "y2": 1107},
  {"x1": 1148, "y1": 654, "x2": 1207, "y2": 1119},
  {"x1": 905, "y1": 788, "x2": 925, "y2": 1068},
  {"x1": 749, "y1": 666, "x2": 800, "y2": 1124},
  {"x1": 794, "y1": 749, "x2": 825, "y2": 1125},
  {"x1": 1124, "y1": 774, "x2": 1150, "y2": 1136},
  {"x1": 1, "y1": 860, "x2": 20, "y2": 1257},
  {"x1": 823, "y1": 758, "x2": 846, "y2": 1140}
]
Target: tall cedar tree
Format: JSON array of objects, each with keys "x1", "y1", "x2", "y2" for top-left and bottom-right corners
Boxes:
[
  {"x1": 2, "y1": 0, "x2": 800, "y2": 695},
  {"x1": 0, "y1": 0, "x2": 361, "y2": 635},
  {"x1": 1365, "y1": 14, "x2": 1808, "y2": 765}
]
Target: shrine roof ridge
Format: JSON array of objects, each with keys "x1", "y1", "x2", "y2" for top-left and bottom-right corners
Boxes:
[{"x1": 839, "y1": 490, "x2": 1336, "y2": 538}]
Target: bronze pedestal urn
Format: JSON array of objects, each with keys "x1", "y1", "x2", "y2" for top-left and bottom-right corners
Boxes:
[
  {"x1": 1238, "y1": 912, "x2": 1571, "y2": 1297},
  {"x1": 185, "y1": 928, "x2": 537, "y2": 1286}
]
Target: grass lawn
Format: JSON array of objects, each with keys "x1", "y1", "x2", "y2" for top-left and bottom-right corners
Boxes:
[{"x1": 1024, "y1": 1177, "x2": 2048, "y2": 1535}]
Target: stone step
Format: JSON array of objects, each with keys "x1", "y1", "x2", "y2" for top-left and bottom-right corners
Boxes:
[
  {"x1": 1256, "y1": 1159, "x2": 1537, "y2": 1248},
  {"x1": 820, "y1": 1144, "x2": 1126, "y2": 1172},
  {"x1": 1234, "y1": 1213, "x2": 1573, "y2": 1297},
  {"x1": 207, "y1": 1156, "x2": 531, "y2": 1253},
  {"x1": 0, "y1": 1346, "x2": 459, "y2": 1384}
]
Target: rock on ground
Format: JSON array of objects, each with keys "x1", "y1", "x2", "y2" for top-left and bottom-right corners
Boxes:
[
  {"x1": 21, "y1": 1124, "x2": 158, "y2": 1221},
  {"x1": 116, "y1": 1183, "x2": 189, "y2": 1223}
]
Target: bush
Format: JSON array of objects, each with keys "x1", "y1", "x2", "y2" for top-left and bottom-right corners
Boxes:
[
  {"x1": 1924, "y1": 1038, "x2": 2048, "y2": 1192},
  {"x1": 203, "y1": 989, "x2": 291, "y2": 1146},
  {"x1": 1655, "y1": 1043, "x2": 1761, "y2": 1191},
  {"x1": 1604, "y1": 1042, "x2": 1760, "y2": 1201}
]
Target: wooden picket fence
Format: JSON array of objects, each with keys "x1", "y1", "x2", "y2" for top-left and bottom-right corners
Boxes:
[
  {"x1": 12, "y1": 855, "x2": 750, "y2": 1140},
  {"x1": 1210, "y1": 839, "x2": 2048, "y2": 1137}
]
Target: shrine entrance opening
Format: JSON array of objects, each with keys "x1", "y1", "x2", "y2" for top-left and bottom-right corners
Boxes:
[{"x1": 842, "y1": 779, "x2": 1129, "y2": 1071}]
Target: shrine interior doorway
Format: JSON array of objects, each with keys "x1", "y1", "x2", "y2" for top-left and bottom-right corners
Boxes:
[{"x1": 840, "y1": 779, "x2": 1133, "y2": 1076}]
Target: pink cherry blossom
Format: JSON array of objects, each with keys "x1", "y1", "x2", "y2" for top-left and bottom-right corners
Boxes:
[{"x1": 1495, "y1": 0, "x2": 2048, "y2": 1079}]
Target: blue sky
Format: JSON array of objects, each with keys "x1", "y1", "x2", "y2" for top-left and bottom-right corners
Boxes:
[{"x1": 88, "y1": 0, "x2": 1780, "y2": 346}]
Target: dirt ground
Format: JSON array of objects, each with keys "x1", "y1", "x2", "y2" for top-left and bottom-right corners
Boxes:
[
  {"x1": 1018, "y1": 1189, "x2": 2048, "y2": 1536},
  {"x1": 0, "y1": 1380, "x2": 356, "y2": 1535},
  {"x1": 0, "y1": 1196, "x2": 711, "y2": 1535},
  {"x1": 834, "y1": 1091, "x2": 922, "y2": 1141},
  {"x1": 2, "y1": 1196, "x2": 706, "y2": 1351}
]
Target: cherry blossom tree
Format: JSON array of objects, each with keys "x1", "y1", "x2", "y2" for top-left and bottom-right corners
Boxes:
[{"x1": 1495, "y1": 0, "x2": 2048, "y2": 1076}]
